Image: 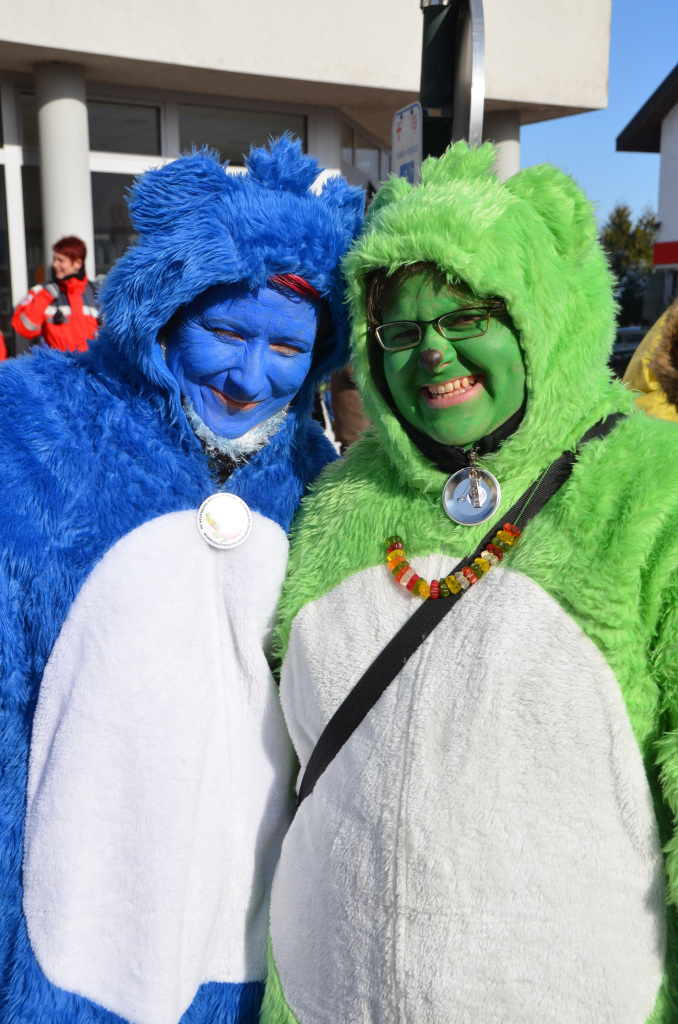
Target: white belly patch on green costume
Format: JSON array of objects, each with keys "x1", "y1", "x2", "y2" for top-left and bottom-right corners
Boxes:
[{"x1": 271, "y1": 558, "x2": 666, "y2": 1024}]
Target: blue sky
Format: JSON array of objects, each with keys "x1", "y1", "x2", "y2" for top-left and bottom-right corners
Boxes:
[{"x1": 520, "y1": 0, "x2": 678, "y2": 226}]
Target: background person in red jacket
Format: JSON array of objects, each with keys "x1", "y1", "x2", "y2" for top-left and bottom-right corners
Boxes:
[{"x1": 12, "y1": 236, "x2": 99, "y2": 352}]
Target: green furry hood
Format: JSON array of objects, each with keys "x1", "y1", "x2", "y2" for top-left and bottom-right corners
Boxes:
[
  {"x1": 270, "y1": 144, "x2": 678, "y2": 1022},
  {"x1": 275, "y1": 143, "x2": 637, "y2": 659},
  {"x1": 343, "y1": 141, "x2": 633, "y2": 492}
]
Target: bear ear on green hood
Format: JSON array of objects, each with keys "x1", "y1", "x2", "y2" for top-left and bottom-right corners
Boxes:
[
  {"x1": 504, "y1": 163, "x2": 598, "y2": 262},
  {"x1": 419, "y1": 140, "x2": 497, "y2": 188},
  {"x1": 365, "y1": 142, "x2": 497, "y2": 232},
  {"x1": 363, "y1": 173, "x2": 412, "y2": 229}
]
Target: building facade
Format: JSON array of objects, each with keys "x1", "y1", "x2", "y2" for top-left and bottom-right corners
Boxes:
[
  {"x1": 0, "y1": 0, "x2": 612, "y2": 352},
  {"x1": 617, "y1": 62, "x2": 678, "y2": 313}
]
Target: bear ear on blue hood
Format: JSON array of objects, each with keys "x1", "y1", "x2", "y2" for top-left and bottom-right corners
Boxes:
[
  {"x1": 127, "y1": 148, "x2": 229, "y2": 235},
  {"x1": 504, "y1": 163, "x2": 598, "y2": 262},
  {"x1": 245, "y1": 134, "x2": 321, "y2": 192}
]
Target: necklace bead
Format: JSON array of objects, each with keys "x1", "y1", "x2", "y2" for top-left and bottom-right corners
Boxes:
[{"x1": 384, "y1": 524, "x2": 520, "y2": 600}]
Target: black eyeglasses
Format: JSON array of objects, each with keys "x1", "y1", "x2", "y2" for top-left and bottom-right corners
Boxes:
[{"x1": 373, "y1": 302, "x2": 507, "y2": 352}]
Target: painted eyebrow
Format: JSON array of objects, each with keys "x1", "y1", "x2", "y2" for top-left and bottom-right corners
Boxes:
[
  {"x1": 202, "y1": 319, "x2": 313, "y2": 348},
  {"x1": 201, "y1": 319, "x2": 242, "y2": 333},
  {"x1": 268, "y1": 334, "x2": 313, "y2": 349}
]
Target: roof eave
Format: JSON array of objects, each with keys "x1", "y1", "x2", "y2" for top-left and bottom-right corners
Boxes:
[{"x1": 616, "y1": 61, "x2": 678, "y2": 154}]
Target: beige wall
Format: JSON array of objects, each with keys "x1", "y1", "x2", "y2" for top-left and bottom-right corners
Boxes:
[
  {"x1": 0, "y1": 0, "x2": 422, "y2": 94},
  {"x1": 484, "y1": 0, "x2": 611, "y2": 120},
  {"x1": 1, "y1": 0, "x2": 611, "y2": 135},
  {"x1": 658, "y1": 104, "x2": 678, "y2": 246}
]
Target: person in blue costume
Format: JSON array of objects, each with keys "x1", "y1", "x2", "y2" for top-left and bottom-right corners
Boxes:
[{"x1": 0, "y1": 136, "x2": 363, "y2": 1024}]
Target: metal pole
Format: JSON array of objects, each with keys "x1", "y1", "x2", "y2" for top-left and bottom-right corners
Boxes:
[
  {"x1": 419, "y1": 0, "x2": 457, "y2": 159},
  {"x1": 420, "y1": 0, "x2": 485, "y2": 158}
]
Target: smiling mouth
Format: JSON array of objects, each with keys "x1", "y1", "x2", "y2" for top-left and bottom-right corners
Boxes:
[
  {"x1": 208, "y1": 384, "x2": 261, "y2": 412},
  {"x1": 421, "y1": 375, "x2": 484, "y2": 408}
]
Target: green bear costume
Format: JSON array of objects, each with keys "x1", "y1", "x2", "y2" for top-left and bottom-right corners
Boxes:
[{"x1": 263, "y1": 143, "x2": 678, "y2": 1023}]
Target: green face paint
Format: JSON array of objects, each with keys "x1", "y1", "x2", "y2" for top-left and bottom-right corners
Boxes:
[{"x1": 381, "y1": 271, "x2": 526, "y2": 447}]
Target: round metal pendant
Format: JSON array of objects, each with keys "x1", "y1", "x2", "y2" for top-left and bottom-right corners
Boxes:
[
  {"x1": 197, "y1": 493, "x2": 252, "y2": 550},
  {"x1": 442, "y1": 466, "x2": 501, "y2": 526}
]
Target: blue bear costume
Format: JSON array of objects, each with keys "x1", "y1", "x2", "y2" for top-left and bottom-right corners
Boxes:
[{"x1": 0, "y1": 139, "x2": 363, "y2": 1024}]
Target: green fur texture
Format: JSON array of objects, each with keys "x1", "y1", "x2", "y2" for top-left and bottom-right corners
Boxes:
[
  {"x1": 271, "y1": 143, "x2": 678, "y2": 1019},
  {"x1": 261, "y1": 940, "x2": 300, "y2": 1024}
]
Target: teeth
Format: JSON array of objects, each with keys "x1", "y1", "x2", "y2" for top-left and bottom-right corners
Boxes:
[{"x1": 428, "y1": 375, "x2": 476, "y2": 397}]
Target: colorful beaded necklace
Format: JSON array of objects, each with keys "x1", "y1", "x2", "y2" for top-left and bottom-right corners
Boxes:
[{"x1": 385, "y1": 522, "x2": 522, "y2": 600}]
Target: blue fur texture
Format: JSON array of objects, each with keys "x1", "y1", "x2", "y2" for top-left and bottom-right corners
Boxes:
[{"x1": 0, "y1": 138, "x2": 363, "y2": 1023}]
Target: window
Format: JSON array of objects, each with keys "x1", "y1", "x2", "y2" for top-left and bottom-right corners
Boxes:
[
  {"x1": 341, "y1": 124, "x2": 389, "y2": 188},
  {"x1": 88, "y1": 101, "x2": 160, "y2": 155},
  {"x1": 354, "y1": 133, "x2": 379, "y2": 186},
  {"x1": 0, "y1": 168, "x2": 11, "y2": 344},
  {"x1": 20, "y1": 94, "x2": 160, "y2": 155},
  {"x1": 21, "y1": 166, "x2": 43, "y2": 286},
  {"x1": 20, "y1": 92, "x2": 38, "y2": 148},
  {"x1": 341, "y1": 123, "x2": 353, "y2": 167},
  {"x1": 91, "y1": 173, "x2": 136, "y2": 276},
  {"x1": 21, "y1": 168, "x2": 137, "y2": 282},
  {"x1": 178, "y1": 104, "x2": 306, "y2": 164}
]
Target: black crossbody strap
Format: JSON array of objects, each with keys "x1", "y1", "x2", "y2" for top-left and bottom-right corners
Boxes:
[{"x1": 297, "y1": 413, "x2": 625, "y2": 805}]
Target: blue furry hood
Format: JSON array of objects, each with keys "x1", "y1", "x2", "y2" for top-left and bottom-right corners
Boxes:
[{"x1": 90, "y1": 136, "x2": 364, "y2": 414}]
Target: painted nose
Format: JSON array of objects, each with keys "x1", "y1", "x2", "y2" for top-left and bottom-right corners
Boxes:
[{"x1": 418, "y1": 348, "x2": 444, "y2": 372}]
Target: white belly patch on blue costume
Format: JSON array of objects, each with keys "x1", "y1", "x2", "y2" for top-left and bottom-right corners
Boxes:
[{"x1": 23, "y1": 509, "x2": 296, "y2": 1024}]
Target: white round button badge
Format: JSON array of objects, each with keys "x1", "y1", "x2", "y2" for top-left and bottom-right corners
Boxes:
[{"x1": 197, "y1": 493, "x2": 252, "y2": 550}]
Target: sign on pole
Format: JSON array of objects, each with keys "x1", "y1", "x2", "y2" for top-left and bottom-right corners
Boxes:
[{"x1": 392, "y1": 102, "x2": 423, "y2": 184}]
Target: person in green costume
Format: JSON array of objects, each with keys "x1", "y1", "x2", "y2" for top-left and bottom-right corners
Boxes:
[{"x1": 262, "y1": 142, "x2": 678, "y2": 1023}]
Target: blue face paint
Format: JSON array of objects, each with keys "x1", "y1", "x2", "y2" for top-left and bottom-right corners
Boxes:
[{"x1": 165, "y1": 282, "x2": 319, "y2": 438}]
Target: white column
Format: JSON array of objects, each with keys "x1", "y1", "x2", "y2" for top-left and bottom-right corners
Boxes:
[
  {"x1": 483, "y1": 110, "x2": 521, "y2": 181},
  {"x1": 34, "y1": 62, "x2": 95, "y2": 279},
  {"x1": 0, "y1": 83, "x2": 28, "y2": 307}
]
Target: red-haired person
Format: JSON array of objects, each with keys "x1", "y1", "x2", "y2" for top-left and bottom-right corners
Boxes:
[{"x1": 12, "y1": 236, "x2": 99, "y2": 352}]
